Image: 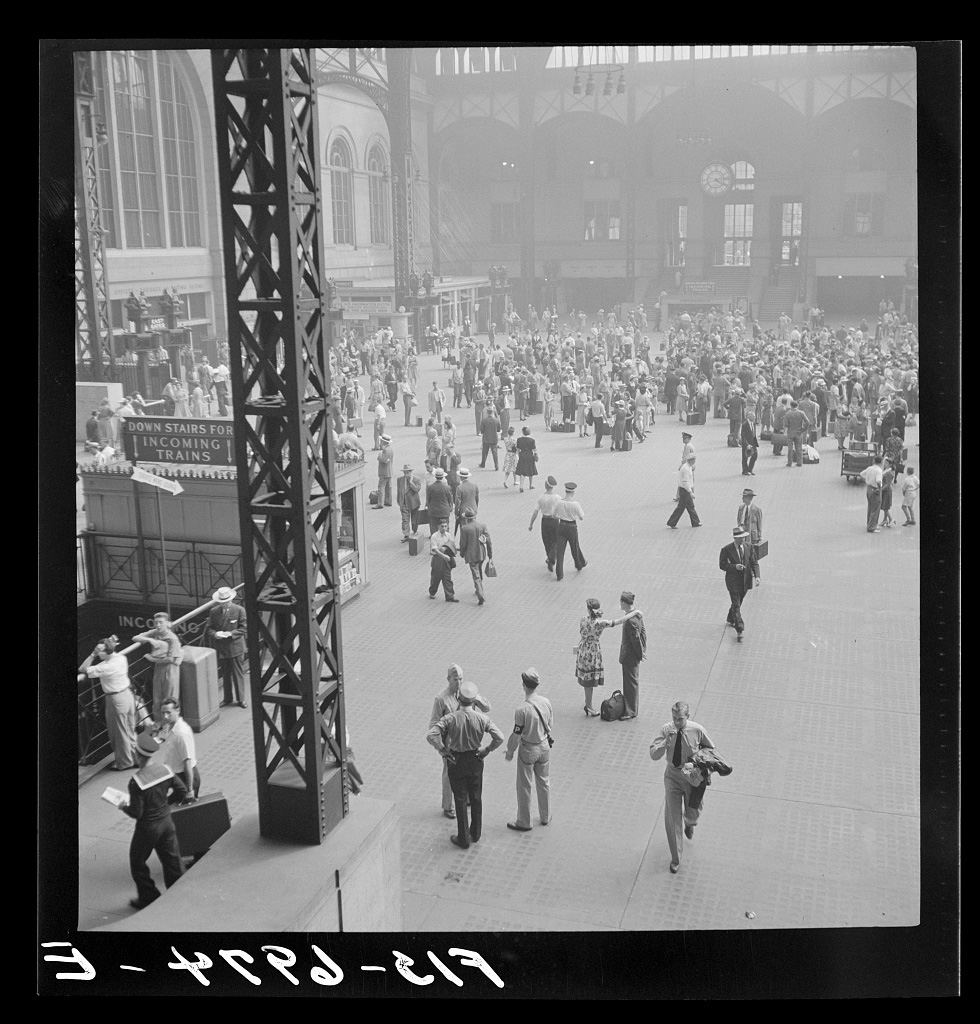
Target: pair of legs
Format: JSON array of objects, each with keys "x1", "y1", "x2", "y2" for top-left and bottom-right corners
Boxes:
[
  {"x1": 480, "y1": 442, "x2": 499, "y2": 469},
  {"x1": 105, "y1": 689, "x2": 137, "y2": 769},
  {"x1": 428, "y1": 559, "x2": 456, "y2": 600},
  {"x1": 786, "y1": 434, "x2": 803, "y2": 466},
  {"x1": 901, "y1": 500, "x2": 917, "y2": 525},
  {"x1": 152, "y1": 668, "x2": 180, "y2": 724},
  {"x1": 741, "y1": 445, "x2": 758, "y2": 474},
  {"x1": 129, "y1": 818, "x2": 183, "y2": 907},
  {"x1": 219, "y1": 655, "x2": 247, "y2": 706},
  {"x1": 540, "y1": 517, "x2": 558, "y2": 571},
  {"x1": 621, "y1": 662, "x2": 639, "y2": 718},
  {"x1": 513, "y1": 744, "x2": 551, "y2": 828},
  {"x1": 726, "y1": 585, "x2": 747, "y2": 634},
  {"x1": 593, "y1": 419, "x2": 605, "y2": 447},
  {"x1": 667, "y1": 489, "x2": 701, "y2": 528},
  {"x1": 374, "y1": 477, "x2": 392, "y2": 508},
  {"x1": 400, "y1": 506, "x2": 419, "y2": 538},
  {"x1": 663, "y1": 765, "x2": 703, "y2": 870},
  {"x1": 554, "y1": 521, "x2": 586, "y2": 581},
  {"x1": 447, "y1": 751, "x2": 483, "y2": 847},
  {"x1": 866, "y1": 487, "x2": 882, "y2": 532},
  {"x1": 468, "y1": 562, "x2": 485, "y2": 604}
]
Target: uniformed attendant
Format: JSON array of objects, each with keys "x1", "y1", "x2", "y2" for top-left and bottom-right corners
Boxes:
[
  {"x1": 554, "y1": 482, "x2": 587, "y2": 581},
  {"x1": 528, "y1": 475, "x2": 561, "y2": 572},
  {"x1": 504, "y1": 669, "x2": 553, "y2": 832},
  {"x1": 429, "y1": 665, "x2": 491, "y2": 819},
  {"x1": 427, "y1": 681, "x2": 505, "y2": 849}
]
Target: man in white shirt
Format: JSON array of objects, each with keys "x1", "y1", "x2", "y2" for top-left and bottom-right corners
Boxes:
[
  {"x1": 372, "y1": 400, "x2": 387, "y2": 450},
  {"x1": 80, "y1": 635, "x2": 137, "y2": 771},
  {"x1": 504, "y1": 668, "x2": 553, "y2": 831},
  {"x1": 161, "y1": 698, "x2": 200, "y2": 799},
  {"x1": 860, "y1": 456, "x2": 885, "y2": 533},
  {"x1": 211, "y1": 362, "x2": 230, "y2": 416},
  {"x1": 667, "y1": 455, "x2": 702, "y2": 528}
]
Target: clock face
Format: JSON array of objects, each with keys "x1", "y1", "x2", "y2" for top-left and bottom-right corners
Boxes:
[{"x1": 701, "y1": 163, "x2": 733, "y2": 196}]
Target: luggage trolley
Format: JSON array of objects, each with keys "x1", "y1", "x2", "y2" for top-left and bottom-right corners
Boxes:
[{"x1": 841, "y1": 440, "x2": 874, "y2": 483}]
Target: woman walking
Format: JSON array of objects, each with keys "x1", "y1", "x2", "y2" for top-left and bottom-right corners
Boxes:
[
  {"x1": 676, "y1": 379, "x2": 689, "y2": 422},
  {"x1": 576, "y1": 597, "x2": 643, "y2": 717},
  {"x1": 502, "y1": 426, "x2": 519, "y2": 488},
  {"x1": 515, "y1": 425, "x2": 537, "y2": 493}
]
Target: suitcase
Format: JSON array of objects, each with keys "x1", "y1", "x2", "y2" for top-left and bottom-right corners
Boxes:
[
  {"x1": 417, "y1": 507, "x2": 430, "y2": 525},
  {"x1": 408, "y1": 536, "x2": 420, "y2": 556},
  {"x1": 179, "y1": 645, "x2": 219, "y2": 733},
  {"x1": 621, "y1": 435, "x2": 633, "y2": 452},
  {"x1": 600, "y1": 690, "x2": 626, "y2": 722},
  {"x1": 171, "y1": 792, "x2": 232, "y2": 859},
  {"x1": 755, "y1": 540, "x2": 769, "y2": 560},
  {"x1": 687, "y1": 410, "x2": 704, "y2": 426},
  {"x1": 770, "y1": 432, "x2": 787, "y2": 450},
  {"x1": 848, "y1": 440, "x2": 870, "y2": 451},
  {"x1": 727, "y1": 433, "x2": 740, "y2": 448},
  {"x1": 550, "y1": 423, "x2": 562, "y2": 432},
  {"x1": 369, "y1": 489, "x2": 379, "y2": 505},
  {"x1": 416, "y1": 416, "x2": 423, "y2": 427},
  {"x1": 760, "y1": 429, "x2": 773, "y2": 441}
]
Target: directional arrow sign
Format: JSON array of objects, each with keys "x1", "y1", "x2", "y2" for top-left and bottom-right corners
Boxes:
[{"x1": 131, "y1": 466, "x2": 184, "y2": 495}]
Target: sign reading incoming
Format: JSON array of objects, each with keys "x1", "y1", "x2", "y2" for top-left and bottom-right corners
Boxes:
[
  {"x1": 122, "y1": 416, "x2": 235, "y2": 466},
  {"x1": 340, "y1": 300, "x2": 392, "y2": 320}
]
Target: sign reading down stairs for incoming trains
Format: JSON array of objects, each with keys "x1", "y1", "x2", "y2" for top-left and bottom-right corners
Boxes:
[{"x1": 122, "y1": 416, "x2": 235, "y2": 466}]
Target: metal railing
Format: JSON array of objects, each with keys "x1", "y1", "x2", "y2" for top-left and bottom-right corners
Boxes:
[{"x1": 76, "y1": 585, "x2": 243, "y2": 766}]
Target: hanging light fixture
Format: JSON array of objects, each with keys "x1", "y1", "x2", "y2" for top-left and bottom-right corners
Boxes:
[
  {"x1": 572, "y1": 73, "x2": 582, "y2": 95},
  {"x1": 585, "y1": 74, "x2": 595, "y2": 97},
  {"x1": 617, "y1": 72, "x2": 626, "y2": 95},
  {"x1": 603, "y1": 74, "x2": 613, "y2": 97}
]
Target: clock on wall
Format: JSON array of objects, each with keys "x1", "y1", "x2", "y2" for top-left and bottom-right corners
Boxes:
[{"x1": 700, "y1": 163, "x2": 732, "y2": 196}]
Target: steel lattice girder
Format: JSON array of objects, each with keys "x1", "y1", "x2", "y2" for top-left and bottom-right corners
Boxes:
[{"x1": 212, "y1": 48, "x2": 348, "y2": 845}]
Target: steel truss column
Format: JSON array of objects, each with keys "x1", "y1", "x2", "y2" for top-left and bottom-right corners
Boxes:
[
  {"x1": 388, "y1": 49, "x2": 414, "y2": 307},
  {"x1": 211, "y1": 48, "x2": 348, "y2": 845},
  {"x1": 74, "y1": 51, "x2": 114, "y2": 382},
  {"x1": 625, "y1": 56, "x2": 637, "y2": 306},
  {"x1": 518, "y1": 70, "x2": 535, "y2": 314}
]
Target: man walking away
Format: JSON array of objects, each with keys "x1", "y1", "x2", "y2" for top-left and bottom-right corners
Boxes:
[
  {"x1": 554, "y1": 482, "x2": 587, "y2": 581},
  {"x1": 667, "y1": 456, "x2": 702, "y2": 528},
  {"x1": 528, "y1": 475, "x2": 561, "y2": 572}
]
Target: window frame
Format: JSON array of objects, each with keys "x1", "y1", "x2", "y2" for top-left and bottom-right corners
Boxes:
[
  {"x1": 329, "y1": 138, "x2": 356, "y2": 246},
  {"x1": 367, "y1": 144, "x2": 391, "y2": 246}
]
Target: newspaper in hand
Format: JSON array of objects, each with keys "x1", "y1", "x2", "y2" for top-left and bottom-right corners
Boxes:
[{"x1": 101, "y1": 786, "x2": 129, "y2": 809}]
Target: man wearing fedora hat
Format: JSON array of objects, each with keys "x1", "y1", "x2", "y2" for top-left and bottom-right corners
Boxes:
[
  {"x1": 737, "y1": 489, "x2": 764, "y2": 576},
  {"x1": 120, "y1": 729, "x2": 187, "y2": 910},
  {"x1": 454, "y1": 467, "x2": 479, "y2": 538},
  {"x1": 397, "y1": 463, "x2": 422, "y2": 541},
  {"x1": 374, "y1": 435, "x2": 394, "y2": 509},
  {"x1": 205, "y1": 586, "x2": 248, "y2": 707},
  {"x1": 426, "y1": 467, "x2": 454, "y2": 536},
  {"x1": 719, "y1": 526, "x2": 760, "y2": 640},
  {"x1": 458, "y1": 507, "x2": 492, "y2": 605}
]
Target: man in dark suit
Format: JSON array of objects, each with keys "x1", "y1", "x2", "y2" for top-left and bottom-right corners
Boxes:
[
  {"x1": 205, "y1": 586, "x2": 248, "y2": 707},
  {"x1": 618, "y1": 591, "x2": 647, "y2": 720},
  {"x1": 397, "y1": 463, "x2": 422, "y2": 541},
  {"x1": 454, "y1": 467, "x2": 480, "y2": 537},
  {"x1": 458, "y1": 507, "x2": 491, "y2": 606},
  {"x1": 740, "y1": 410, "x2": 760, "y2": 475},
  {"x1": 480, "y1": 406, "x2": 500, "y2": 470},
  {"x1": 719, "y1": 527, "x2": 760, "y2": 640}
]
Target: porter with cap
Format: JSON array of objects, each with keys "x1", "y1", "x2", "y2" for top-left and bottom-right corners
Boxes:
[
  {"x1": 528, "y1": 475, "x2": 562, "y2": 571},
  {"x1": 554, "y1": 482, "x2": 587, "y2": 581},
  {"x1": 427, "y1": 681, "x2": 505, "y2": 849},
  {"x1": 504, "y1": 668, "x2": 554, "y2": 831}
]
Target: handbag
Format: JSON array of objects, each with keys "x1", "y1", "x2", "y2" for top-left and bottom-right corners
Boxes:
[
  {"x1": 484, "y1": 559, "x2": 497, "y2": 578},
  {"x1": 586, "y1": 410, "x2": 594, "y2": 426}
]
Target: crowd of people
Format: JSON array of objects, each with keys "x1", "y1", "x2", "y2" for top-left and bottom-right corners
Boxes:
[{"x1": 84, "y1": 295, "x2": 919, "y2": 898}]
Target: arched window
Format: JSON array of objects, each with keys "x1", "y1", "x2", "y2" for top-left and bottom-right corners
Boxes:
[
  {"x1": 367, "y1": 145, "x2": 390, "y2": 245},
  {"x1": 329, "y1": 139, "x2": 354, "y2": 245},
  {"x1": 93, "y1": 50, "x2": 205, "y2": 250},
  {"x1": 731, "y1": 161, "x2": 755, "y2": 190}
]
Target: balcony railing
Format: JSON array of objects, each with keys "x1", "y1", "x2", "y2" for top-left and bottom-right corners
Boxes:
[{"x1": 76, "y1": 586, "x2": 244, "y2": 767}]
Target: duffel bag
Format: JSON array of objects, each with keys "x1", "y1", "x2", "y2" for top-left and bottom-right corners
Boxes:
[{"x1": 600, "y1": 690, "x2": 626, "y2": 721}]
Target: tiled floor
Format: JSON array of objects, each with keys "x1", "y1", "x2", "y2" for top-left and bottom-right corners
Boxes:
[{"x1": 78, "y1": 340, "x2": 920, "y2": 931}]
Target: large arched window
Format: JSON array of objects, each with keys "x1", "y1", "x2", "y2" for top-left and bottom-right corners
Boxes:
[
  {"x1": 367, "y1": 144, "x2": 390, "y2": 245},
  {"x1": 329, "y1": 139, "x2": 355, "y2": 245},
  {"x1": 95, "y1": 50, "x2": 204, "y2": 249},
  {"x1": 731, "y1": 161, "x2": 755, "y2": 190}
]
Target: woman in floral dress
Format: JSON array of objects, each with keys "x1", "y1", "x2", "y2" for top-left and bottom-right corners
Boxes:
[
  {"x1": 501, "y1": 426, "x2": 519, "y2": 488},
  {"x1": 576, "y1": 597, "x2": 643, "y2": 716}
]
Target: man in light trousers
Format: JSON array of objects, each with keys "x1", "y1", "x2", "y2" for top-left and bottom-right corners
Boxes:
[{"x1": 504, "y1": 669, "x2": 553, "y2": 832}]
